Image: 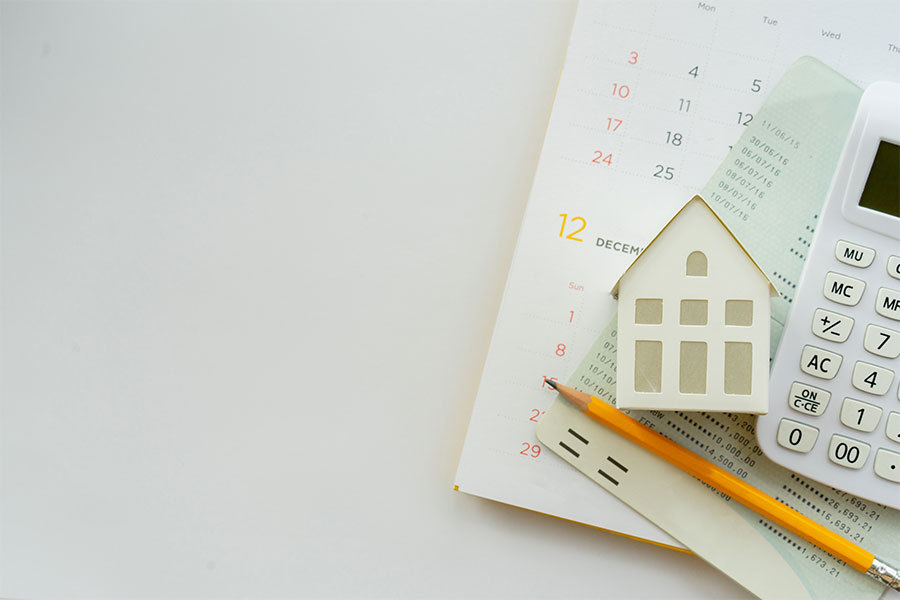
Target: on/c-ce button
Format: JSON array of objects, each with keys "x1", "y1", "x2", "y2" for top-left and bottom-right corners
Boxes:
[
  {"x1": 800, "y1": 345, "x2": 843, "y2": 380},
  {"x1": 788, "y1": 381, "x2": 831, "y2": 416}
]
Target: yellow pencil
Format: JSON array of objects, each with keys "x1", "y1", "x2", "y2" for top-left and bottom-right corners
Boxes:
[{"x1": 544, "y1": 379, "x2": 899, "y2": 590}]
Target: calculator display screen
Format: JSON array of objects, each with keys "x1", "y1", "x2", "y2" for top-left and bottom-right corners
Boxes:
[{"x1": 858, "y1": 140, "x2": 900, "y2": 218}]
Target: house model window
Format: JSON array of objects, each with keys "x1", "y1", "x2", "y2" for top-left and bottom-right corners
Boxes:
[
  {"x1": 610, "y1": 196, "x2": 778, "y2": 414},
  {"x1": 686, "y1": 251, "x2": 707, "y2": 276}
]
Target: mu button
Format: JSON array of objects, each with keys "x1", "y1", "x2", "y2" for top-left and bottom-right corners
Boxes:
[{"x1": 800, "y1": 345, "x2": 843, "y2": 380}]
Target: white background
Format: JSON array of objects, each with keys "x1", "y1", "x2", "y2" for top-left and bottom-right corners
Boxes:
[{"x1": 1, "y1": 2, "x2": 750, "y2": 598}]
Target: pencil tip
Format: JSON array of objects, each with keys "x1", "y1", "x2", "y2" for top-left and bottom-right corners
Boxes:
[{"x1": 544, "y1": 379, "x2": 591, "y2": 410}]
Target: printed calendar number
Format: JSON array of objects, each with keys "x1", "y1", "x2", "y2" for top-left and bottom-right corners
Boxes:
[
  {"x1": 665, "y1": 131, "x2": 683, "y2": 146},
  {"x1": 688, "y1": 65, "x2": 699, "y2": 78},
  {"x1": 592, "y1": 151, "x2": 613, "y2": 166},
  {"x1": 751, "y1": 79, "x2": 762, "y2": 93},
  {"x1": 678, "y1": 98, "x2": 691, "y2": 112},
  {"x1": 542, "y1": 376, "x2": 559, "y2": 390},
  {"x1": 628, "y1": 51, "x2": 638, "y2": 65},
  {"x1": 555, "y1": 343, "x2": 567, "y2": 357},
  {"x1": 653, "y1": 165, "x2": 675, "y2": 180},
  {"x1": 611, "y1": 83, "x2": 630, "y2": 98},
  {"x1": 520, "y1": 442, "x2": 541, "y2": 458},
  {"x1": 558, "y1": 214, "x2": 586, "y2": 241},
  {"x1": 737, "y1": 112, "x2": 754, "y2": 126},
  {"x1": 528, "y1": 409, "x2": 546, "y2": 423},
  {"x1": 606, "y1": 118, "x2": 623, "y2": 132}
]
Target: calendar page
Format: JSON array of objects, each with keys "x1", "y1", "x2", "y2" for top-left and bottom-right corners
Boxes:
[{"x1": 455, "y1": 0, "x2": 900, "y2": 549}]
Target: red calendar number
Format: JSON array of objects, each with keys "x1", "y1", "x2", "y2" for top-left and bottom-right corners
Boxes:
[
  {"x1": 606, "y1": 118, "x2": 623, "y2": 132},
  {"x1": 542, "y1": 376, "x2": 559, "y2": 390},
  {"x1": 592, "y1": 151, "x2": 613, "y2": 166},
  {"x1": 628, "y1": 51, "x2": 638, "y2": 65},
  {"x1": 555, "y1": 344, "x2": 566, "y2": 357},
  {"x1": 528, "y1": 409, "x2": 546, "y2": 423},
  {"x1": 611, "y1": 83, "x2": 630, "y2": 98},
  {"x1": 520, "y1": 442, "x2": 542, "y2": 458},
  {"x1": 568, "y1": 310, "x2": 574, "y2": 323}
]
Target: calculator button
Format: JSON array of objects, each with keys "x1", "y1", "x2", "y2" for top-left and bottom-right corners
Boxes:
[
  {"x1": 839, "y1": 398, "x2": 882, "y2": 432},
  {"x1": 827, "y1": 434, "x2": 870, "y2": 469},
  {"x1": 864, "y1": 324, "x2": 900, "y2": 358},
  {"x1": 787, "y1": 382, "x2": 831, "y2": 416},
  {"x1": 888, "y1": 256, "x2": 900, "y2": 280},
  {"x1": 835, "y1": 240, "x2": 875, "y2": 268},
  {"x1": 811, "y1": 309, "x2": 853, "y2": 342},
  {"x1": 887, "y1": 412, "x2": 900, "y2": 444},
  {"x1": 873, "y1": 449, "x2": 900, "y2": 483},
  {"x1": 875, "y1": 287, "x2": 900, "y2": 321},
  {"x1": 776, "y1": 419, "x2": 818, "y2": 453},
  {"x1": 800, "y1": 345, "x2": 842, "y2": 379},
  {"x1": 823, "y1": 272, "x2": 865, "y2": 306},
  {"x1": 851, "y1": 361, "x2": 894, "y2": 395}
]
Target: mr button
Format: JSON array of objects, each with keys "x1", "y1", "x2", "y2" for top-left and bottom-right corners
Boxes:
[
  {"x1": 800, "y1": 345, "x2": 843, "y2": 379},
  {"x1": 875, "y1": 287, "x2": 900, "y2": 321}
]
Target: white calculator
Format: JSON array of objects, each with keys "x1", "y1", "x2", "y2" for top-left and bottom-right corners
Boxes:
[{"x1": 757, "y1": 82, "x2": 900, "y2": 510}]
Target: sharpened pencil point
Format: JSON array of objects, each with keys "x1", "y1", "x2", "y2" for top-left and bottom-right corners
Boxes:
[{"x1": 545, "y1": 379, "x2": 592, "y2": 411}]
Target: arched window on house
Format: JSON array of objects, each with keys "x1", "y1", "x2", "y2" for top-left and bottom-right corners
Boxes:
[{"x1": 686, "y1": 251, "x2": 707, "y2": 276}]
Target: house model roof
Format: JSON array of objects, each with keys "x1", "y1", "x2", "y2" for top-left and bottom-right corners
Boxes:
[{"x1": 610, "y1": 195, "x2": 779, "y2": 298}]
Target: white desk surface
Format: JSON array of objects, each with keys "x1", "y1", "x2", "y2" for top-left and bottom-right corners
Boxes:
[{"x1": 1, "y1": 2, "x2": 751, "y2": 598}]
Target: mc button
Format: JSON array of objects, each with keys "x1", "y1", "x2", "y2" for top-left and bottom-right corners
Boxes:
[
  {"x1": 823, "y1": 272, "x2": 865, "y2": 306},
  {"x1": 800, "y1": 345, "x2": 843, "y2": 380}
]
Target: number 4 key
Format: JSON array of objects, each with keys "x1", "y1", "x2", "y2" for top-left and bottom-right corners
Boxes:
[{"x1": 851, "y1": 361, "x2": 894, "y2": 395}]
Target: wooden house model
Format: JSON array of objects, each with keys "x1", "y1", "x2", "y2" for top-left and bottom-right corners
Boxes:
[{"x1": 611, "y1": 196, "x2": 778, "y2": 413}]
